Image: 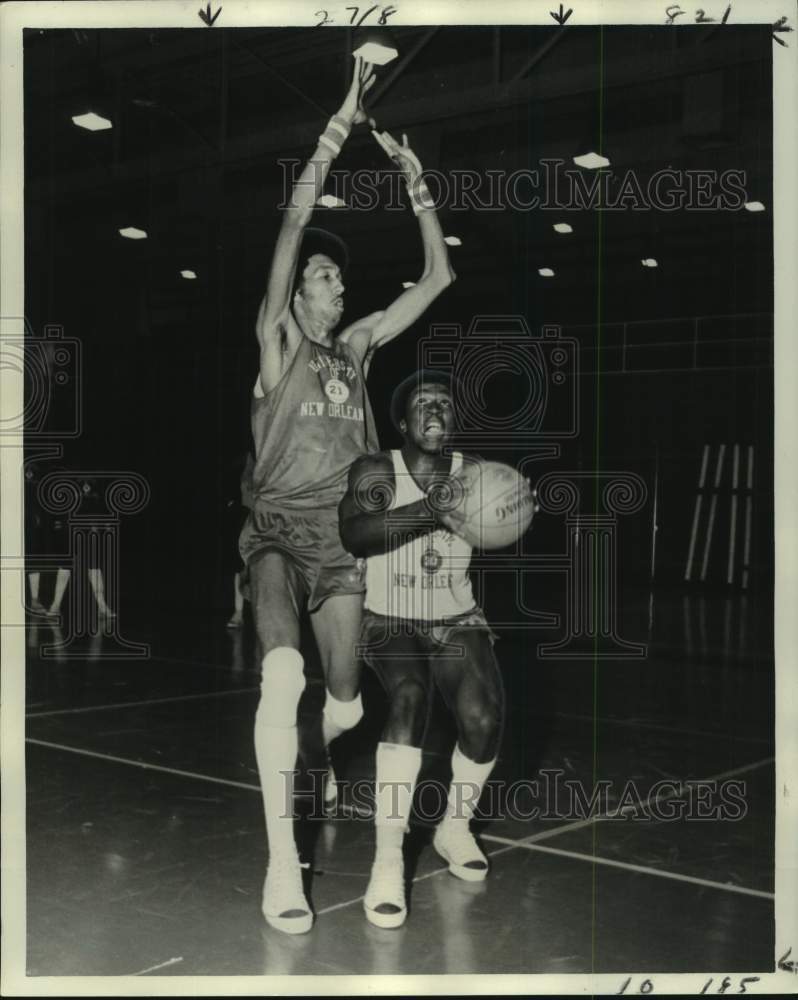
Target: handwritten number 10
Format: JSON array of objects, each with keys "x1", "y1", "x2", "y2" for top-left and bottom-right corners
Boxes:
[
  {"x1": 618, "y1": 980, "x2": 654, "y2": 994},
  {"x1": 619, "y1": 977, "x2": 761, "y2": 994}
]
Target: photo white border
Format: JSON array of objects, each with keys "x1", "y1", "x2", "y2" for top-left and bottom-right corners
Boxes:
[{"x1": 2, "y1": 0, "x2": 796, "y2": 995}]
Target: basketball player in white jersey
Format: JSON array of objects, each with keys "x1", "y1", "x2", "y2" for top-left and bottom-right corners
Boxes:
[
  {"x1": 338, "y1": 370, "x2": 505, "y2": 928},
  {"x1": 240, "y1": 58, "x2": 456, "y2": 934}
]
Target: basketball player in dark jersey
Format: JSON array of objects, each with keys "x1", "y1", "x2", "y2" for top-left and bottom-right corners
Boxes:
[
  {"x1": 338, "y1": 371, "x2": 505, "y2": 928},
  {"x1": 239, "y1": 56, "x2": 456, "y2": 934}
]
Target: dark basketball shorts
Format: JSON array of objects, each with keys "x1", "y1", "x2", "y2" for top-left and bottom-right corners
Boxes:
[
  {"x1": 358, "y1": 607, "x2": 497, "y2": 671},
  {"x1": 239, "y1": 503, "x2": 365, "y2": 613}
]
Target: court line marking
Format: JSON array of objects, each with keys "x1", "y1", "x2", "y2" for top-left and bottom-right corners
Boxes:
[
  {"x1": 502, "y1": 755, "x2": 775, "y2": 845},
  {"x1": 25, "y1": 742, "x2": 775, "y2": 915},
  {"x1": 475, "y1": 836, "x2": 775, "y2": 900},
  {"x1": 314, "y1": 842, "x2": 518, "y2": 917},
  {"x1": 132, "y1": 956, "x2": 184, "y2": 976},
  {"x1": 25, "y1": 736, "x2": 775, "y2": 828},
  {"x1": 25, "y1": 738, "x2": 262, "y2": 792},
  {"x1": 27, "y1": 693, "x2": 771, "y2": 748},
  {"x1": 25, "y1": 740, "x2": 772, "y2": 832},
  {"x1": 26, "y1": 687, "x2": 259, "y2": 718},
  {"x1": 305, "y1": 757, "x2": 778, "y2": 918}
]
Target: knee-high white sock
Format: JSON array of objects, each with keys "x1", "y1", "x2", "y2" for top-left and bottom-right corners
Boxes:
[
  {"x1": 374, "y1": 741, "x2": 422, "y2": 856},
  {"x1": 254, "y1": 647, "x2": 306, "y2": 859},
  {"x1": 322, "y1": 689, "x2": 363, "y2": 747},
  {"x1": 442, "y1": 743, "x2": 496, "y2": 825}
]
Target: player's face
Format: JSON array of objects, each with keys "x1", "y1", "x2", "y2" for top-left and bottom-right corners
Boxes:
[
  {"x1": 402, "y1": 383, "x2": 456, "y2": 451},
  {"x1": 297, "y1": 253, "x2": 345, "y2": 326}
]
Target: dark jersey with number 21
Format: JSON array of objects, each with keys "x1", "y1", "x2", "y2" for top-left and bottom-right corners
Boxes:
[{"x1": 250, "y1": 334, "x2": 378, "y2": 512}]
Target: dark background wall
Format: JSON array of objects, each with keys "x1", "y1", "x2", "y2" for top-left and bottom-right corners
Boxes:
[{"x1": 23, "y1": 25, "x2": 774, "y2": 618}]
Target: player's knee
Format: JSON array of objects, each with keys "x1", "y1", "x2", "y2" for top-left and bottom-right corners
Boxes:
[
  {"x1": 323, "y1": 689, "x2": 363, "y2": 732},
  {"x1": 457, "y1": 702, "x2": 501, "y2": 756},
  {"x1": 256, "y1": 647, "x2": 305, "y2": 727},
  {"x1": 389, "y1": 679, "x2": 428, "y2": 730}
]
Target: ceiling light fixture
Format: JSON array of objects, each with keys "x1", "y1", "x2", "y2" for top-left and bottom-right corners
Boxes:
[
  {"x1": 180, "y1": 270, "x2": 197, "y2": 279},
  {"x1": 573, "y1": 151, "x2": 610, "y2": 169},
  {"x1": 553, "y1": 223, "x2": 573, "y2": 234},
  {"x1": 118, "y1": 227, "x2": 147, "y2": 240},
  {"x1": 71, "y1": 111, "x2": 112, "y2": 131},
  {"x1": 443, "y1": 236, "x2": 462, "y2": 247},
  {"x1": 352, "y1": 28, "x2": 399, "y2": 66},
  {"x1": 316, "y1": 194, "x2": 347, "y2": 209},
  {"x1": 641, "y1": 258, "x2": 658, "y2": 268},
  {"x1": 538, "y1": 267, "x2": 555, "y2": 277},
  {"x1": 743, "y1": 201, "x2": 766, "y2": 212}
]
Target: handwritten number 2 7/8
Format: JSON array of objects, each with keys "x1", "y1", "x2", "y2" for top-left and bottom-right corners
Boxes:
[
  {"x1": 315, "y1": 5, "x2": 398, "y2": 26},
  {"x1": 346, "y1": 5, "x2": 396, "y2": 26}
]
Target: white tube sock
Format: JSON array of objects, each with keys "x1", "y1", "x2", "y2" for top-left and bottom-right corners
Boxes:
[
  {"x1": 254, "y1": 647, "x2": 306, "y2": 858},
  {"x1": 443, "y1": 743, "x2": 496, "y2": 824},
  {"x1": 322, "y1": 689, "x2": 363, "y2": 747},
  {"x1": 374, "y1": 741, "x2": 422, "y2": 856}
]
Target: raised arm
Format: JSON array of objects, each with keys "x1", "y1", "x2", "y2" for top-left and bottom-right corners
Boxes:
[
  {"x1": 340, "y1": 131, "x2": 456, "y2": 369},
  {"x1": 256, "y1": 57, "x2": 375, "y2": 393},
  {"x1": 338, "y1": 452, "x2": 467, "y2": 558}
]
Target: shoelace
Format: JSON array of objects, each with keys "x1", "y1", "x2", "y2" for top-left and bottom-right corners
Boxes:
[
  {"x1": 265, "y1": 858, "x2": 311, "y2": 905},
  {"x1": 438, "y1": 822, "x2": 484, "y2": 864},
  {"x1": 367, "y1": 854, "x2": 405, "y2": 904}
]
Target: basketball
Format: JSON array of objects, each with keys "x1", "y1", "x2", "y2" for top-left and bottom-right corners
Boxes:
[{"x1": 457, "y1": 461, "x2": 535, "y2": 550}]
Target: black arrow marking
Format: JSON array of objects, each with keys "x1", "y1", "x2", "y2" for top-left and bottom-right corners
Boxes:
[
  {"x1": 198, "y1": 2, "x2": 222, "y2": 26},
  {"x1": 550, "y1": 4, "x2": 573, "y2": 26},
  {"x1": 778, "y1": 946, "x2": 797, "y2": 973},
  {"x1": 773, "y1": 16, "x2": 793, "y2": 46}
]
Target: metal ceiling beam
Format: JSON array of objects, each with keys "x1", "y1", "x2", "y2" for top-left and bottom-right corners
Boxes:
[
  {"x1": 27, "y1": 33, "x2": 760, "y2": 204},
  {"x1": 368, "y1": 27, "x2": 441, "y2": 106},
  {"x1": 231, "y1": 36, "x2": 332, "y2": 118},
  {"x1": 511, "y1": 27, "x2": 570, "y2": 82}
]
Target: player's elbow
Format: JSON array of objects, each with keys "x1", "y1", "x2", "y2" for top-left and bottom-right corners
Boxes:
[
  {"x1": 428, "y1": 262, "x2": 456, "y2": 291},
  {"x1": 255, "y1": 320, "x2": 279, "y2": 347},
  {"x1": 339, "y1": 519, "x2": 366, "y2": 559}
]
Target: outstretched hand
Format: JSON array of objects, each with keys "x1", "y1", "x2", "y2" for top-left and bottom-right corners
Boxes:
[
  {"x1": 339, "y1": 55, "x2": 376, "y2": 127},
  {"x1": 371, "y1": 130, "x2": 424, "y2": 187}
]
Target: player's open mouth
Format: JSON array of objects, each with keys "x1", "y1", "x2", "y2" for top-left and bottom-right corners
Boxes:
[{"x1": 424, "y1": 419, "x2": 444, "y2": 433}]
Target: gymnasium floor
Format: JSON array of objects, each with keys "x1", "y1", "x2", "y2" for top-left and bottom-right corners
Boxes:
[{"x1": 24, "y1": 591, "x2": 774, "y2": 977}]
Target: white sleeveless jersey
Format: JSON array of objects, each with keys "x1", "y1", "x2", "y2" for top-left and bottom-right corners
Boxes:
[{"x1": 364, "y1": 450, "x2": 475, "y2": 621}]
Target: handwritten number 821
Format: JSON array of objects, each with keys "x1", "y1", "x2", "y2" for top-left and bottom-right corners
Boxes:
[
  {"x1": 315, "y1": 5, "x2": 398, "y2": 27},
  {"x1": 665, "y1": 4, "x2": 732, "y2": 23}
]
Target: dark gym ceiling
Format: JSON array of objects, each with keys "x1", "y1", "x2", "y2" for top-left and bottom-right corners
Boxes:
[{"x1": 23, "y1": 24, "x2": 773, "y2": 340}]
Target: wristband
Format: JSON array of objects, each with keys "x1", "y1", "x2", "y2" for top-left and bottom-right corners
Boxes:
[
  {"x1": 328, "y1": 115, "x2": 351, "y2": 139},
  {"x1": 318, "y1": 115, "x2": 351, "y2": 157},
  {"x1": 408, "y1": 182, "x2": 436, "y2": 215},
  {"x1": 318, "y1": 134, "x2": 342, "y2": 156}
]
